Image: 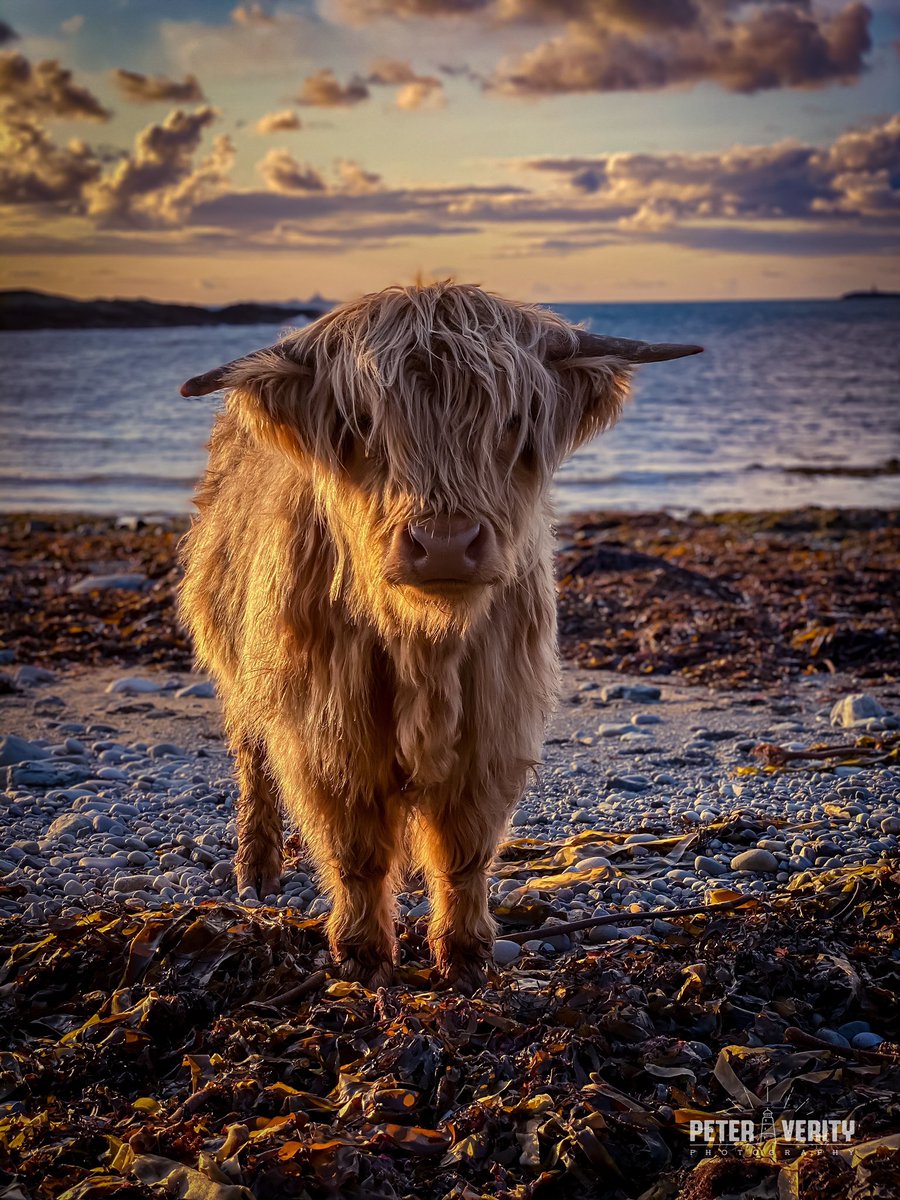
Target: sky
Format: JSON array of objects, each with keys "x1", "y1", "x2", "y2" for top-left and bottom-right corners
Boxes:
[{"x1": 1, "y1": 0, "x2": 899, "y2": 302}]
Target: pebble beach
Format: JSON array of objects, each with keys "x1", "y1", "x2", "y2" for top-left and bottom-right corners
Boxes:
[
  {"x1": 1, "y1": 658, "x2": 898, "y2": 981},
  {"x1": 2, "y1": 509, "x2": 898, "y2": 932},
  {"x1": 2, "y1": 508, "x2": 899, "y2": 1198}
]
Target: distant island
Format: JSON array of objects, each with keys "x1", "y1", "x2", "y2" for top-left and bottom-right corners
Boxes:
[
  {"x1": 841, "y1": 287, "x2": 900, "y2": 300},
  {"x1": 0, "y1": 289, "x2": 329, "y2": 331}
]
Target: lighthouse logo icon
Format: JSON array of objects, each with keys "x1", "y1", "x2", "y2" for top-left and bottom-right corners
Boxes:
[{"x1": 758, "y1": 1107, "x2": 777, "y2": 1141}]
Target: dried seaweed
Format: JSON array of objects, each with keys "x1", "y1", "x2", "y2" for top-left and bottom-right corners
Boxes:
[
  {"x1": 1, "y1": 844, "x2": 898, "y2": 1200},
  {"x1": 555, "y1": 508, "x2": 899, "y2": 686},
  {"x1": 2, "y1": 508, "x2": 898, "y2": 685}
]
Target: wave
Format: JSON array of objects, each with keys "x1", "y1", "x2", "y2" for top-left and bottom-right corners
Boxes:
[
  {"x1": 558, "y1": 459, "x2": 900, "y2": 489},
  {"x1": 0, "y1": 471, "x2": 200, "y2": 489}
]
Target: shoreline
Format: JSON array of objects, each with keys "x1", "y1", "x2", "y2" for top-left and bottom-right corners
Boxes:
[{"x1": 2, "y1": 506, "x2": 897, "y2": 688}]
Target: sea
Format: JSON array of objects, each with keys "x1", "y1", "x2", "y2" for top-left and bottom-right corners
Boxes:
[{"x1": 1, "y1": 298, "x2": 898, "y2": 516}]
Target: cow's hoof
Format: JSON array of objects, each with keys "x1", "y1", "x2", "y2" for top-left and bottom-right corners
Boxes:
[
  {"x1": 235, "y1": 863, "x2": 283, "y2": 900},
  {"x1": 335, "y1": 954, "x2": 395, "y2": 990},
  {"x1": 437, "y1": 957, "x2": 487, "y2": 995}
]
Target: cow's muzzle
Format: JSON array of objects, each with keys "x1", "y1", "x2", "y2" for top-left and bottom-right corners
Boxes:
[{"x1": 394, "y1": 514, "x2": 497, "y2": 587}]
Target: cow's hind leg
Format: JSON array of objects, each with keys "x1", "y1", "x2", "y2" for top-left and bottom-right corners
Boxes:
[
  {"x1": 312, "y1": 795, "x2": 403, "y2": 989},
  {"x1": 417, "y1": 803, "x2": 506, "y2": 993},
  {"x1": 233, "y1": 740, "x2": 283, "y2": 899}
]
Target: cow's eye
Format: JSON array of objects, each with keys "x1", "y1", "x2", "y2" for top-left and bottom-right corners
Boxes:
[
  {"x1": 355, "y1": 414, "x2": 373, "y2": 438},
  {"x1": 504, "y1": 414, "x2": 522, "y2": 435}
]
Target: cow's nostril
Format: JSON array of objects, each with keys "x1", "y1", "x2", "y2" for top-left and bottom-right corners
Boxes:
[
  {"x1": 409, "y1": 522, "x2": 481, "y2": 555},
  {"x1": 405, "y1": 520, "x2": 485, "y2": 578},
  {"x1": 406, "y1": 522, "x2": 429, "y2": 562}
]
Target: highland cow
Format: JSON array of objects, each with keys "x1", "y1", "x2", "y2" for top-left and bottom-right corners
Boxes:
[{"x1": 178, "y1": 282, "x2": 700, "y2": 989}]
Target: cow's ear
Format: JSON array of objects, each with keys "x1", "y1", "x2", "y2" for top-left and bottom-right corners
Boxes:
[
  {"x1": 543, "y1": 326, "x2": 702, "y2": 458},
  {"x1": 182, "y1": 343, "x2": 332, "y2": 463},
  {"x1": 550, "y1": 354, "x2": 633, "y2": 457}
]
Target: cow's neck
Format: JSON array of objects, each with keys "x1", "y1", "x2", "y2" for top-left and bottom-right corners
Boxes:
[{"x1": 388, "y1": 632, "x2": 465, "y2": 787}]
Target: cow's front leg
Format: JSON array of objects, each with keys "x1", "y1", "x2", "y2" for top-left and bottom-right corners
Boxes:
[
  {"x1": 313, "y1": 795, "x2": 403, "y2": 989},
  {"x1": 233, "y1": 739, "x2": 283, "y2": 899},
  {"x1": 417, "y1": 800, "x2": 509, "y2": 992}
]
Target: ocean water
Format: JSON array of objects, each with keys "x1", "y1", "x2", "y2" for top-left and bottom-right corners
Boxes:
[{"x1": 0, "y1": 299, "x2": 898, "y2": 516}]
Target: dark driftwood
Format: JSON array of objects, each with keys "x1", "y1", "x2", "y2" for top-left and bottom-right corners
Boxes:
[{"x1": 500, "y1": 893, "x2": 757, "y2": 944}]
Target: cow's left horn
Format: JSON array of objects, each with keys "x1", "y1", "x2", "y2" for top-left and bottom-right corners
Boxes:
[
  {"x1": 547, "y1": 330, "x2": 703, "y2": 363},
  {"x1": 180, "y1": 343, "x2": 285, "y2": 397}
]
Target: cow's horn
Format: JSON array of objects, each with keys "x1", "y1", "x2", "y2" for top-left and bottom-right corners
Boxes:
[
  {"x1": 547, "y1": 329, "x2": 703, "y2": 363},
  {"x1": 180, "y1": 343, "x2": 285, "y2": 397}
]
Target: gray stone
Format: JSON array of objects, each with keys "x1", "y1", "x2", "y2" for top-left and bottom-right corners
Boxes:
[
  {"x1": 175, "y1": 680, "x2": 216, "y2": 699},
  {"x1": 817, "y1": 1029, "x2": 850, "y2": 1048},
  {"x1": 652, "y1": 918, "x2": 678, "y2": 936},
  {"x1": 587, "y1": 924, "x2": 621, "y2": 943},
  {"x1": 851, "y1": 1032, "x2": 884, "y2": 1049},
  {"x1": 4, "y1": 760, "x2": 90, "y2": 789},
  {"x1": 600, "y1": 683, "x2": 661, "y2": 703},
  {"x1": 15, "y1": 665, "x2": 59, "y2": 686},
  {"x1": 610, "y1": 775, "x2": 651, "y2": 793},
  {"x1": 492, "y1": 939, "x2": 521, "y2": 965},
  {"x1": 150, "y1": 743, "x2": 182, "y2": 759},
  {"x1": 47, "y1": 812, "x2": 94, "y2": 838},
  {"x1": 112, "y1": 874, "x2": 157, "y2": 893},
  {"x1": 105, "y1": 676, "x2": 163, "y2": 695},
  {"x1": 837, "y1": 1020, "x2": 870, "y2": 1039},
  {"x1": 694, "y1": 855, "x2": 727, "y2": 877},
  {"x1": 0, "y1": 735, "x2": 50, "y2": 766},
  {"x1": 730, "y1": 848, "x2": 779, "y2": 873},
  {"x1": 69, "y1": 573, "x2": 148, "y2": 594},
  {"x1": 830, "y1": 693, "x2": 888, "y2": 729},
  {"x1": 880, "y1": 816, "x2": 900, "y2": 835}
]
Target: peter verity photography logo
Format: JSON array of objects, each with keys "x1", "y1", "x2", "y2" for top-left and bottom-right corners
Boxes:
[{"x1": 689, "y1": 1101, "x2": 856, "y2": 1156}]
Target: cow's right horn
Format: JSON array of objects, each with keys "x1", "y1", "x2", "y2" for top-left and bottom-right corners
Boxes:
[
  {"x1": 545, "y1": 328, "x2": 703, "y2": 363},
  {"x1": 180, "y1": 343, "x2": 288, "y2": 397}
]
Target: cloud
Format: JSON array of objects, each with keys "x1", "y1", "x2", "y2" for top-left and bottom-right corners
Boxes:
[
  {"x1": 336, "y1": 0, "x2": 873, "y2": 95},
  {"x1": 515, "y1": 113, "x2": 900, "y2": 225},
  {"x1": 367, "y1": 58, "x2": 446, "y2": 108},
  {"x1": 111, "y1": 68, "x2": 206, "y2": 104},
  {"x1": 297, "y1": 68, "x2": 370, "y2": 106},
  {"x1": 256, "y1": 108, "x2": 303, "y2": 134},
  {"x1": 0, "y1": 51, "x2": 111, "y2": 120},
  {"x1": 0, "y1": 115, "x2": 102, "y2": 205},
  {"x1": 60, "y1": 15, "x2": 85, "y2": 36},
  {"x1": 257, "y1": 147, "x2": 326, "y2": 192},
  {"x1": 337, "y1": 0, "x2": 492, "y2": 18},
  {"x1": 86, "y1": 106, "x2": 226, "y2": 227},
  {"x1": 492, "y1": 1, "x2": 873, "y2": 95},
  {"x1": 231, "y1": 2, "x2": 277, "y2": 24},
  {"x1": 0, "y1": 49, "x2": 108, "y2": 209},
  {"x1": 494, "y1": 0, "x2": 700, "y2": 28},
  {"x1": 257, "y1": 150, "x2": 383, "y2": 195},
  {"x1": 335, "y1": 158, "x2": 382, "y2": 191}
]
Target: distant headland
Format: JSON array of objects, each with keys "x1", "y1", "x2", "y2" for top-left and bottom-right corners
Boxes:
[
  {"x1": 841, "y1": 287, "x2": 900, "y2": 301},
  {"x1": 0, "y1": 289, "x2": 329, "y2": 331}
]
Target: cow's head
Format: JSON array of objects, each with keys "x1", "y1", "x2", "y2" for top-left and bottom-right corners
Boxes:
[{"x1": 182, "y1": 283, "x2": 700, "y2": 639}]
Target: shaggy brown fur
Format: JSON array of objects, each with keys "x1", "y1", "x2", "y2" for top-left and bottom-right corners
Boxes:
[{"x1": 179, "y1": 281, "x2": 634, "y2": 989}]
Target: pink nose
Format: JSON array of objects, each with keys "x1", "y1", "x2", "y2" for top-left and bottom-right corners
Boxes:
[{"x1": 406, "y1": 517, "x2": 483, "y2": 582}]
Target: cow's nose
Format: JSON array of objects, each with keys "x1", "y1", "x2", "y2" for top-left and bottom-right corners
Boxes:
[{"x1": 406, "y1": 517, "x2": 483, "y2": 581}]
